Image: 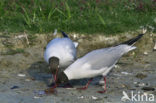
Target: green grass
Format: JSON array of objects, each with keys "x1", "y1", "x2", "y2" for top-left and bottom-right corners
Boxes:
[
  {"x1": 1, "y1": 48, "x2": 25, "y2": 55},
  {"x1": 0, "y1": 0, "x2": 156, "y2": 35}
]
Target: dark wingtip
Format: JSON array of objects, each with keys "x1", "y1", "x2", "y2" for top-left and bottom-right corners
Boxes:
[
  {"x1": 138, "y1": 34, "x2": 144, "y2": 37},
  {"x1": 120, "y1": 33, "x2": 144, "y2": 45},
  {"x1": 61, "y1": 31, "x2": 69, "y2": 38}
]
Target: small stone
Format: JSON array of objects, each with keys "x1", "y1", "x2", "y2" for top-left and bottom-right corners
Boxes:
[
  {"x1": 138, "y1": 83, "x2": 145, "y2": 87},
  {"x1": 134, "y1": 82, "x2": 146, "y2": 87},
  {"x1": 133, "y1": 82, "x2": 138, "y2": 84},
  {"x1": 17, "y1": 73, "x2": 26, "y2": 77},
  {"x1": 78, "y1": 96, "x2": 84, "y2": 99},
  {"x1": 143, "y1": 51, "x2": 148, "y2": 55},
  {"x1": 10, "y1": 86, "x2": 19, "y2": 89},
  {"x1": 135, "y1": 73, "x2": 147, "y2": 79},
  {"x1": 114, "y1": 65, "x2": 120, "y2": 69},
  {"x1": 25, "y1": 79, "x2": 31, "y2": 82},
  {"x1": 131, "y1": 52, "x2": 135, "y2": 55},
  {"x1": 91, "y1": 96, "x2": 98, "y2": 100},
  {"x1": 121, "y1": 72, "x2": 132, "y2": 75},
  {"x1": 34, "y1": 90, "x2": 46, "y2": 96},
  {"x1": 142, "y1": 87, "x2": 155, "y2": 91},
  {"x1": 33, "y1": 96, "x2": 40, "y2": 99},
  {"x1": 121, "y1": 84, "x2": 126, "y2": 88}
]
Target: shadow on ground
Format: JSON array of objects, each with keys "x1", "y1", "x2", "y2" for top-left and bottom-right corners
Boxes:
[{"x1": 27, "y1": 61, "x2": 51, "y2": 86}]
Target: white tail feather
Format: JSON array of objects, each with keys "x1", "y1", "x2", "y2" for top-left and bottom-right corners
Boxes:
[
  {"x1": 125, "y1": 46, "x2": 136, "y2": 53},
  {"x1": 74, "y1": 42, "x2": 79, "y2": 48},
  {"x1": 129, "y1": 46, "x2": 136, "y2": 51}
]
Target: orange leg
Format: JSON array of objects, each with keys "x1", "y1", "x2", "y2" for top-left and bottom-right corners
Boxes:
[
  {"x1": 77, "y1": 78, "x2": 93, "y2": 90},
  {"x1": 51, "y1": 69, "x2": 58, "y2": 89}
]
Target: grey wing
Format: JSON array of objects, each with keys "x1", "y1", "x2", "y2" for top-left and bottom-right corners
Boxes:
[{"x1": 81, "y1": 46, "x2": 124, "y2": 70}]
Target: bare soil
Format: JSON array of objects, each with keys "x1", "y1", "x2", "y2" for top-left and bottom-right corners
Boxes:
[{"x1": 0, "y1": 32, "x2": 155, "y2": 103}]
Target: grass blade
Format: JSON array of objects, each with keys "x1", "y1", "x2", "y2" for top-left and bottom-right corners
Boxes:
[
  {"x1": 65, "y1": 2, "x2": 71, "y2": 19},
  {"x1": 22, "y1": 7, "x2": 32, "y2": 28},
  {"x1": 55, "y1": 8, "x2": 66, "y2": 17},
  {"x1": 97, "y1": 13, "x2": 106, "y2": 27}
]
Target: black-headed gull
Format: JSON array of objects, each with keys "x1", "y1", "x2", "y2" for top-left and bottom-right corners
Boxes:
[
  {"x1": 55, "y1": 34, "x2": 144, "y2": 93},
  {"x1": 44, "y1": 31, "x2": 77, "y2": 87}
]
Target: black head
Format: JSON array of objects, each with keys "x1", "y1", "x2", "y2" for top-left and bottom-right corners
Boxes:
[
  {"x1": 49, "y1": 57, "x2": 59, "y2": 74},
  {"x1": 56, "y1": 71, "x2": 69, "y2": 84}
]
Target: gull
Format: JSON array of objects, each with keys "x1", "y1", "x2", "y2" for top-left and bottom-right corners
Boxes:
[
  {"x1": 55, "y1": 34, "x2": 144, "y2": 93},
  {"x1": 44, "y1": 31, "x2": 78, "y2": 87}
]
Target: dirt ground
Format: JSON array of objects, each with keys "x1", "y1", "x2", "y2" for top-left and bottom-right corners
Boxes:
[{"x1": 0, "y1": 32, "x2": 155, "y2": 103}]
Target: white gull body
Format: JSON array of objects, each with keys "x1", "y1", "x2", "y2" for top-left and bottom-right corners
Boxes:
[
  {"x1": 44, "y1": 38, "x2": 77, "y2": 68},
  {"x1": 64, "y1": 44, "x2": 136, "y2": 80}
]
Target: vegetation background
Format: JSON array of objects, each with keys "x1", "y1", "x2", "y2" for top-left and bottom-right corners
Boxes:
[{"x1": 0, "y1": 0, "x2": 156, "y2": 35}]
